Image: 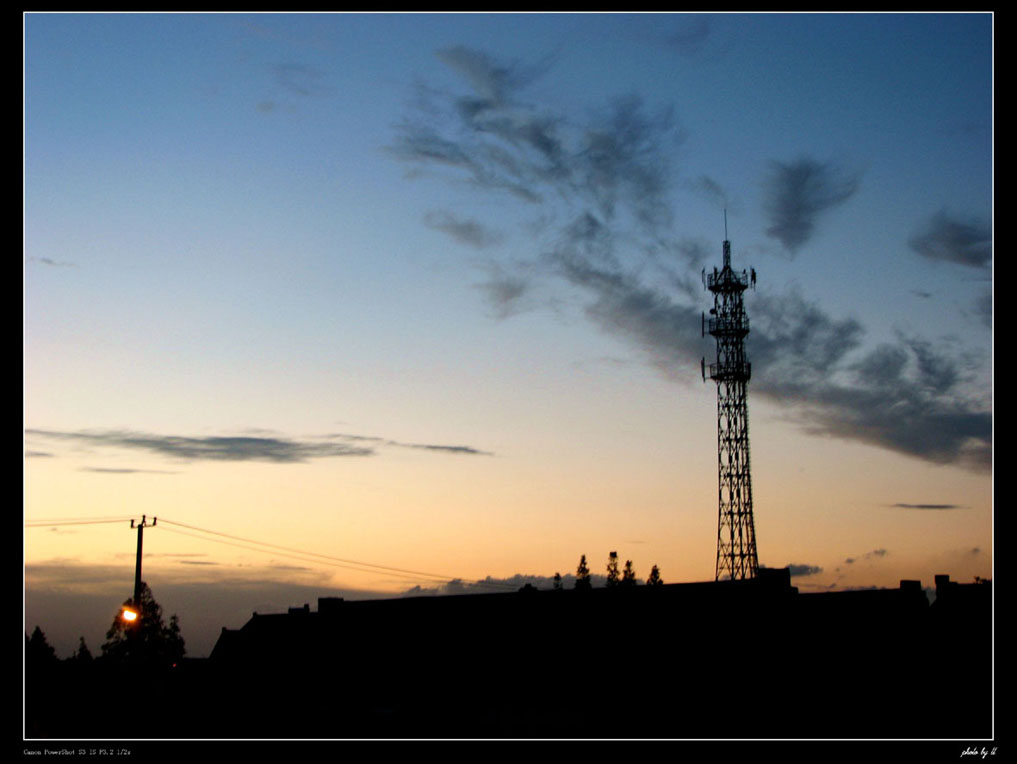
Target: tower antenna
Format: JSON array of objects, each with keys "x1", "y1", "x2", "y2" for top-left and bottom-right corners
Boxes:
[{"x1": 704, "y1": 227, "x2": 758, "y2": 580}]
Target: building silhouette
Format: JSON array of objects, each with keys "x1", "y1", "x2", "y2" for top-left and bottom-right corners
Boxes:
[
  {"x1": 24, "y1": 570, "x2": 991, "y2": 738},
  {"x1": 196, "y1": 570, "x2": 991, "y2": 739}
]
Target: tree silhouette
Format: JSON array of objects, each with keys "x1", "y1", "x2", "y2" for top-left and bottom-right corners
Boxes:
[
  {"x1": 646, "y1": 564, "x2": 663, "y2": 586},
  {"x1": 575, "y1": 555, "x2": 592, "y2": 590},
  {"x1": 620, "y1": 560, "x2": 637, "y2": 587},
  {"x1": 71, "y1": 636, "x2": 93, "y2": 663},
  {"x1": 553, "y1": 572, "x2": 563, "y2": 590},
  {"x1": 606, "y1": 551, "x2": 620, "y2": 587},
  {"x1": 26, "y1": 626, "x2": 57, "y2": 666},
  {"x1": 101, "y1": 581, "x2": 185, "y2": 666}
]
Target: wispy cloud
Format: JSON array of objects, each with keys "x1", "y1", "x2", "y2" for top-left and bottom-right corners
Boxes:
[
  {"x1": 784, "y1": 339, "x2": 991, "y2": 472},
  {"x1": 685, "y1": 174, "x2": 732, "y2": 211},
  {"x1": 909, "y1": 209, "x2": 991, "y2": 268},
  {"x1": 328, "y1": 432, "x2": 494, "y2": 457},
  {"x1": 974, "y1": 290, "x2": 992, "y2": 328},
  {"x1": 273, "y1": 62, "x2": 333, "y2": 97},
  {"x1": 787, "y1": 563, "x2": 823, "y2": 577},
  {"x1": 29, "y1": 256, "x2": 76, "y2": 267},
  {"x1": 423, "y1": 210, "x2": 504, "y2": 248},
  {"x1": 79, "y1": 466, "x2": 179, "y2": 475},
  {"x1": 890, "y1": 503, "x2": 964, "y2": 510},
  {"x1": 761, "y1": 157, "x2": 860, "y2": 253},
  {"x1": 401, "y1": 443, "x2": 491, "y2": 456},
  {"x1": 253, "y1": 60, "x2": 334, "y2": 115},
  {"x1": 388, "y1": 46, "x2": 989, "y2": 473},
  {"x1": 845, "y1": 549, "x2": 888, "y2": 565},
  {"x1": 390, "y1": 48, "x2": 678, "y2": 228},
  {"x1": 26, "y1": 429, "x2": 373, "y2": 463},
  {"x1": 27, "y1": 429, "x2": 495, "y2": 465},
  {"x1": 475, "y1": 265, "x2": 535, "y2": 319}
]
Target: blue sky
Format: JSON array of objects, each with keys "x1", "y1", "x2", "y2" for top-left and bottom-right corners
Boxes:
[{"x1": 25, "y1": 12, "x2": 991, "y2": 657}]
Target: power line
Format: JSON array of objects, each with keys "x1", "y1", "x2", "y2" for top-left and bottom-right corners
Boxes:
[
  {"x1": 156, "y1": 524, "x2": 454, "y2": 585},
  {"x1": 25, "y1": 514, "x2": 520, "y2": 591},
  {"x1": 24, "y1": 517, "x2": 134, "y2": 527},
  {"x1": 156, "y1": 518, "x2": 518, "y2": 590}
]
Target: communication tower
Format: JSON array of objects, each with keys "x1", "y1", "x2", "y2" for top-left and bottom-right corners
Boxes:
[{"x1": 702, "y1": 222, "x2": 758, "y2": 580}]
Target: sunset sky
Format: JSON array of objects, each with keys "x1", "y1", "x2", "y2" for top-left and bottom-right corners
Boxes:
[{"x1": 25, "y1": 12, "x2": 992, "y2": 657}]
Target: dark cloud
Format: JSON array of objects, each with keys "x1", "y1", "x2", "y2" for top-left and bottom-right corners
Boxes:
[
  {"x1": 390, "y1": 50, "x2": 678, "y2": 229},
  {"x1": 842, "y1": 550, "x2": 888, "y2": 566},
  {"x1": 762, "y1": 157, "x2": 860, "y2": 253},
  {"x1": 902, "y1": 336, "x2": 959, "y2": 394},
  {"x1": 435, "y1": 46, "x2": 551, "y2": 106},
  {"x1": 891, "y1": 503, "x2": 964, "y2": 510},
  {"x1": 423, "y1": 210, "x2": 504, "y2": 248},
  {"x1": 475, "y1": 267, "x2": 533, "y2": 319},
  {"x1": 787, "y1": 564, "x2": 824, "y2": 577},
  {"x1": 686, "y1": 174, "x2": 731, "y2": 211},
  {"x1": 401, "y1": 443, "x2": 492, "y2": 456},
  {"x1": 547, "y1": 250, "x2": 702, "y2": 381},
  {"x1": 389, "y1": 46, "x2": 990, "y2": 473},
  {"x1": 27, "y1": 428, "x2": 493, "y2": 464},
  {"x1": 788, "y1": 355, "x2": 991, "y2": 472},
  {"x1": 749, "y1": 288, "x2": 865, "y2": 388},
  {"x1": 974, "y1": 290, "x2": 992, "y2": 328},
  {"x1": 26, "y1": 429, "x2": 373, "y2": 463},
  {"x1": 328, "y1": 432, "x2": 494, "y2": 457},
  {"x1": 741, "y1": 322, "x2": 990, "y2": 472},
  {"x1": 909, "y1": 209, "x2": 991, "y2": 268}
]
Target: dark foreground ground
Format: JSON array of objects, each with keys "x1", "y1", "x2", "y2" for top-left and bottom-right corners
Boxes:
[{"x1": 25, "y1": 574, "x2": 993, "y2": 740}]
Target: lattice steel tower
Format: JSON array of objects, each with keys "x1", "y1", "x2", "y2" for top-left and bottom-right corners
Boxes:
[{"x1": 702, "y1": 224, "x2": 758, "y2": 580}]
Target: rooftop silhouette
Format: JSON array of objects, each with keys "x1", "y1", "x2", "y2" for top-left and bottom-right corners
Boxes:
[{"x1": 26, "y1": 568, "x2": 990, "y2": 739}]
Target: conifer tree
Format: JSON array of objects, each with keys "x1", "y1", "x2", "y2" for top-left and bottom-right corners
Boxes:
[
  {"x1": 72, "y1": 636, "x2": 93, "y2": 662},
  {"x1": 101, "y1": 581, "x2": 185, "y2": 666},
  {"x1": 620, "y1": 559, "x2": 637, "y2": 587},
  {"x1": 26, "y1": 626, "x2": 57, "y2": 665},
  {"x1": 647, "y1": 564, "x2": 663, "y2": 586},
  {"x1": 606, "y1": 551, "x2": 621, "y2": 587},
  {"x1": 575, "y1": 555, "x2": 592, "y2": 590}
]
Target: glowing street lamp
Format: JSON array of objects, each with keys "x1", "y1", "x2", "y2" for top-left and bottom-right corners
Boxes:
[{"x1": 121, "y1": 606, "x2": 139, "y2": 624}]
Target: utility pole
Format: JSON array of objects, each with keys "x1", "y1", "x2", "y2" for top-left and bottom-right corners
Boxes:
[{"x1": 130, "y1": 515, "x2": 156, "y2": 608}]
